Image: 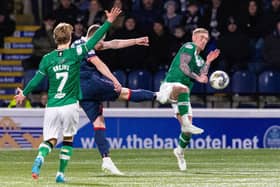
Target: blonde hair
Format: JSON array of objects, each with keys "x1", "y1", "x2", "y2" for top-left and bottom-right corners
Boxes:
[
  {"x1": 53, "y1": 23, "x2": 73, "y2": 45},
  {"x1": 192, "y1": 28, "x2": 209, "y2": 36}
]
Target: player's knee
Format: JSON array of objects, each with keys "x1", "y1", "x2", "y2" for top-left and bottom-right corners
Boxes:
[
  {"x1": 47, "y1": 138, "x2": 57, "y2": 147},
  {"x1": 119, "y1": 88, "x2": 129, "y2": 100},
  {"x1": 174, "y1": 85, "x2": 189, "y2": 93}
]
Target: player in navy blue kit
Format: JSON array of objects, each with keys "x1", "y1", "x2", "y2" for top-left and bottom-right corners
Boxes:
[{"x1": 72, "y1": 24, "x2": 156, "y2": 175}]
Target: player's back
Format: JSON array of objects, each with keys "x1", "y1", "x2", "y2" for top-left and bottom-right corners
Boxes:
[{"x1": 40, "y1": 48, "x2": 81, "y2": 107}]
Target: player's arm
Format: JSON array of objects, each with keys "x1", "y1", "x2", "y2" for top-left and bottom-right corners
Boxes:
[
  {"x1": 14, "y1": 71, "x2": 45, "y2": 104},
  {"x1": 89, "y1": 56, "x2": 122, "y2": 92},
  {"x1": 97, "y1": 36, "x2": 149, "y2": 50},
  {"x1": 84, "y1": 8, "x2": 121, "y2": 53},
  {"x1": 179, "y1": 53, "x2": 208, "y2": 83},
  {"x1": 200, "y1": 49, "x2": 220, "y2": 75}
]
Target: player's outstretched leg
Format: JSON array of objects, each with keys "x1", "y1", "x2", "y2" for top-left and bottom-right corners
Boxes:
[
  {"x1": 181, "y1": 115, "x2": 204, "y2": 134},
  {"x1": 32, "y1": 141, "x2": 53, "y2": 179},
  {"x1": 178, "y1": 93, "x2": 203, "y2": 134},
  {"x1": 129, "y1": 89, "x2": 156, "y2": 102}
]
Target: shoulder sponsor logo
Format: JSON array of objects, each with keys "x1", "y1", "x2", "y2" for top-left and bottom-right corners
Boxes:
[
  {"x1": 263, "y1": 125, "x2": 280, "y2": 148},
  {"x1": 184, "y1": 43, "x2": 193, "y2": 49}
]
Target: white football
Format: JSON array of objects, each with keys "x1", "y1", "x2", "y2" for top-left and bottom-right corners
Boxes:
[{"x1": 209, "y1": 70, "x2": 230, "y2": 90}]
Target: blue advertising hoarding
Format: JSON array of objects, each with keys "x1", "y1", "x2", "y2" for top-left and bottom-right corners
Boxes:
[
  {"x1": 72, "y1": 109, "x2": 280, "y2": 149},
  {"x1": 0, "y1": 109, "x2": 279, "y2": 149}
]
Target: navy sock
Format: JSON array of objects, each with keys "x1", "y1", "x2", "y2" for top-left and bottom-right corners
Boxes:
[
  {"x1": 129, "y1": 89, "x2": 155, "y2": 102},
  {"x1": 94, "y1": 128, "x2": 110, "y2": 158}
]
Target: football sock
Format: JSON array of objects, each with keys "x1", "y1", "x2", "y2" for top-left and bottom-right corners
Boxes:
[
  {"x1": 129, "y1": 89, "x2": 155, "y2": 102},
  {"x1": 178, "y1": 93, "x2": 190, "y2": 116},
  {"x1": 58, "y1": 142, "x2": 73, "y2": 173},
  {"x1": 178, "y1": 133, "x2": 192, "y2": 149},
  {"x1": 38, "y1": 141, "x2": 53, "y2": 158},
  {"x1": 94, "y1": 128, "x2": 110, "y2": 158}
]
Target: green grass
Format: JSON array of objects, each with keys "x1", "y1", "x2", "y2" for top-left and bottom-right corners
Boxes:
[{"x1": 0, "y1": 149, "x2": 279, "y2": 187}]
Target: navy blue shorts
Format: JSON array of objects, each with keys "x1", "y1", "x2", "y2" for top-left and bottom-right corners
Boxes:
[{"x1": 80, "y1": 72, "x2": 120, "y2": 122}]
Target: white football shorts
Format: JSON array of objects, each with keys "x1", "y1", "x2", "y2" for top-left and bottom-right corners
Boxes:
[{"x1": 43, "y1": 102, "x2": 79, "y2": 141}]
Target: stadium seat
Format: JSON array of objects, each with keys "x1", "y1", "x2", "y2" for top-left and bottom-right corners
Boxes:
[
  {"x1": 127, "y1": 69, "x2": 153, "y2": 90},
  {"x1": 113, "y1": 69, "x2": 127, "y2": 87},
  {"x1": 258, "y1": 71, "x2": 280, "y2": 108},
  {"x1": 192, "y1": 82, "x2": 205, "y2": 94},
  {"x1": 258, "y1": 71, "x2": 280, "y2": 94},
  {"x1": 127, "y1": 70, "x2": 153, "y2": 108},
  {"x1": 232, "y1": 70, "x2": 257, "y2": 94},
  {"x1": 231, "y1": 70, "x2": 258, "y2": 108},
  {"x1": 153, "y1": 69, "x2": 167, "y2": 92}
]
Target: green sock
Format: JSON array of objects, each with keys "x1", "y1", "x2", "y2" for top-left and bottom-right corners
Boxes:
[
  {"x1": 38, "y1": 141, "x2": 52, "y2": 158},
  {"x1": 178, "y1": 93, "x2": 190, "y2": 116},
  {"x1": 178, "y1": 133, "x2": 192, "y2": 149},
  {"x1": 59, "y1": 145, "x2": 73, "y2": 173}
]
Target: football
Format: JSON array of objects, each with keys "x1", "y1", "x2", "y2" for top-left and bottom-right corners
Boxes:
[{"x1": 209, "y1": 70, "x2": 230, "y2": 90}]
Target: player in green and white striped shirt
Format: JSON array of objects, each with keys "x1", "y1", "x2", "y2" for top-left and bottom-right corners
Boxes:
[{"x1": 14, "y1": 7, "x2": 121, "y2": 183}]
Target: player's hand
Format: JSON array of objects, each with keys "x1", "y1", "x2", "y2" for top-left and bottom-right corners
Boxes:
[
  {"x1": 14, "y1": 87, "x2": 26, "y2": 105},
  {"x1": 113, "y1": 81, "x2": 122, "y2": 93},
  {"x1": 135, "y1": 37, "x2": 149, "y2": 46},
  {"x1": 206, "y1": 49, "x2": 220, "y2": 64},
  {"x1": 196, "y1": 74, "x2": 208, "y2": 83},
  {"x1": 95, "y1": 41, "x2": 104, "y2": 50},
  {"x1": 105, "y1": 7, "x2": 122, "y2": 23}
]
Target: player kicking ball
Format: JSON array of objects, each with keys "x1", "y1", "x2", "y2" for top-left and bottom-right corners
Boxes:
[
  {"x1": 156, "y1": 28, "x2": 220, "y2": 171},
  {"x1": 14, "y1": 7, "x2": 121, "y2": 183},
  {"x1": 72, "y1": 25, "x2": 155, "y2": 175}
]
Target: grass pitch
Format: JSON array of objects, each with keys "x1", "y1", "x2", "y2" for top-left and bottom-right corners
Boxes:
[{"x1": 0, "y1": 149, "x2": 279, "y2": 187}]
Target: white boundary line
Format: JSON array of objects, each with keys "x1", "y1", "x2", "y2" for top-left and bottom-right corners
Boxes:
[{"x1": 0, "y1": 108, "x2": 280, "y2": 118}]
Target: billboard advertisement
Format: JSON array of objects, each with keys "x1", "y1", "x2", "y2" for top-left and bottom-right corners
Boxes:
[{"x1": 0, "y1": 109, "x2": 279, "y2": 149}]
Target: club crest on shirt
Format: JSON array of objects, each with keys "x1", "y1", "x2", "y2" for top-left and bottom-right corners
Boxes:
[{"x1": 195, "y1": 56, "x2": 204, "y2": 67}]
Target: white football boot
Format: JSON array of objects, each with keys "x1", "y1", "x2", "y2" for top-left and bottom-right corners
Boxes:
[
  {"x1": 173, "y1": 147, "x2": 186, "y2": 171},
  {"x1": 102, "y1": 157, "x2": 124, "y2": 175},
  {"x1": 181, "y1": 115, "x2": 204, "y2": 134}
]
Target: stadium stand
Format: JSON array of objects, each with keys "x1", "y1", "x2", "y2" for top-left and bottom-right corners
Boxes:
[{"x1": 0, "y1": 25, "x2": 38, "y2": 105}]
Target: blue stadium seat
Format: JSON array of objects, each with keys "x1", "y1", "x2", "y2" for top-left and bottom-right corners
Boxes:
[
  {"x1": 231, "y1": 70, "x2": 258, "y2": 108},
  {"x1": 153, "y1": 69, "x2": 167, "y2": 91},
  {"x1": 232, "y1": 70, "x2": 257, "y2": 94},
  {"x1": 113, "y1": 69, "x2": 127, "y2": 87},
  {"x1": 23, "y1": 70, "x2": 48, "y2": 93},
  {"x1": 258, "y1": 71, "x2": 280, "y2": 94},
  {"x1": 192, "y1": 82, "x2": 205, "y2": 94},
  {"x1": 127, "y1": 70, "x2": 153, "y2": 90}
]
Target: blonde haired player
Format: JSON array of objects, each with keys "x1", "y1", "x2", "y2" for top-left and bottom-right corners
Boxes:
[
  {"x1": 157, "y1": 28, "x2": 220, "y2": 171},
  {"x1": 14, "y1": 7, "x2": 121, "y2": 183}
]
